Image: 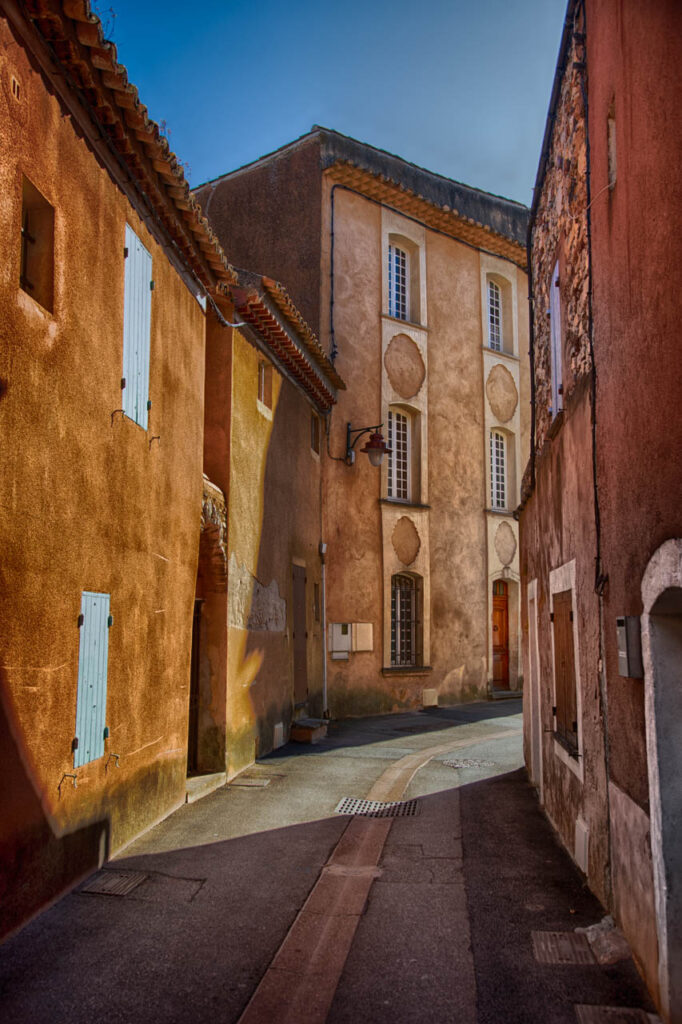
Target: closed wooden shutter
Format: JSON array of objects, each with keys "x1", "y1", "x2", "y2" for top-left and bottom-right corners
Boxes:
[
  {"x1": 74, "y1": 591, "x2": 111, "y2": 768},
  {"x1": 552, "y1": 589, "x2": 578, "y2": 751},
  {"x1": 123, "y1": 224, "x2": 152, "y2": 429}
]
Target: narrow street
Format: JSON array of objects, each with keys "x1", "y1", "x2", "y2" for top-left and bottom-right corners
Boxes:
[{"x1": 0, "y1": 700, "x2": 654, "y2": 1023}]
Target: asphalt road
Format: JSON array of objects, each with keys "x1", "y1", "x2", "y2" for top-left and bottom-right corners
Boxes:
[{"x1": 0, "y1": 700, "x2": 656, "y2": 1023}]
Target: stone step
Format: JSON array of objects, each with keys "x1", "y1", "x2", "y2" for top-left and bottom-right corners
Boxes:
[
  {"x1": 290, "y1": 718, "x2": 328, "y2": 744},
  {"x1": 185, "y1": 771, "x2": 226, "y2": 803}
]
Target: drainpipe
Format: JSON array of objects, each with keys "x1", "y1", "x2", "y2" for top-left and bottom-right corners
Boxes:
[{"x1": 319, "y1": 541, "x2": 329, "y2": 717}]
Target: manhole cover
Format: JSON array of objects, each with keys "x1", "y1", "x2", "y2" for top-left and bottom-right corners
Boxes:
[
  {"x1": 442, "y1": 758, "x2": 497, "y2": 769},
  {"x1": 532, "y1": 931, "x2": 596, "y2": 964},
  {"x1": 575, "y1": 1007, "x2": 651, "y2": 1024},
  {"x1": 334, "y1": 797, "x2": 420, "y2": 818},
  {"x1": 80, "y1": 870, "x2": 148, "y2": 897}
]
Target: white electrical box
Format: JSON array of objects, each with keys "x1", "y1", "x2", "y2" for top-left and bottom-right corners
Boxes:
[
  {"x1": 352, "y1": 622, "x2": 373, "y2": 652},
  {"x1": 329, "y1": 622, "x2": 351, "y2": 659},
  {"x1": 615, "y1": 616, "x2": 643, "y2": 678}
]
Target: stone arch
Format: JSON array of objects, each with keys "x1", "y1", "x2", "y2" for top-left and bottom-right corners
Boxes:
[{"x1": 641, "y1": 538, "x2": 682, "y2": 1022}]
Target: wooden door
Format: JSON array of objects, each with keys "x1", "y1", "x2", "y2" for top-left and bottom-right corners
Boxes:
[
  {"x1": 492, "y1": 581, "x2": 509, "y2": 688},
  {"x1": 292, "y1": 565, "x2": 308, "y2": 705},
  {"x1": 187, "y1": 599, "x2": 202, "y2": 773}
]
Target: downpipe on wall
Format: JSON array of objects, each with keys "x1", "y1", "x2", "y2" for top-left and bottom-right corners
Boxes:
[{"x1": 319, "y1": 541, "x2": 329, "y2": 717}]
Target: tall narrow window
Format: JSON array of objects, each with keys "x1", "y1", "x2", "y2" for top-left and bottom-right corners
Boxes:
[
  {"x1": 488, "y1": 280, "x2": 502, "y2": 351},
  {"x1": 258, "y1": 360, "x2": 272, "y2": 409},
  {"x1": 549, "y1": 260, "x2": 563, "y2": 416},
  {"x1": 74, "y1": 591, "x2": 111, "y2": 768},
  {"x1": 387, "y1": 409, "x2": 410, "y2": 501},
  {"x1": 310, "y1": 410, "x2": 320, "y2": 454},
  {"x1": 388, "y1": 244, "x2": 409, "y2": 320},
  {"x1": 391, "y1": 574, "x2": 422, "y2": 667},
  {"x1": 20, "y1": 176, "x2": 54, "y2": 312},
  {"x1": 552, "y1": 589, "x2": 578, "y2": 755},
  {"x1": 122, "y1": 224, "x2": 153, "y2": 429},
  {"x1": 490, "y1": 430, "x2": 506, "y2": 509}
]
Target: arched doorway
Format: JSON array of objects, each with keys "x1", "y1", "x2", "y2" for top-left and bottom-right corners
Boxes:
[
  {"x1": 492, "y1": 579, "x2": 509, "y2": 689},
  {"x1": 642, "y1": 539, "x2": 682, "y2": 1022}
]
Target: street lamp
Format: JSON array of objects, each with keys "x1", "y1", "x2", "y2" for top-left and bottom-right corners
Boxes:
[{"x1": 345, "y1": 423, "x2": 391, "y2": 467}]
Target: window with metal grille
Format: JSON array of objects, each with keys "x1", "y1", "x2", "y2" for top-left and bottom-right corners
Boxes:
[
  {"x1": 387, "y1": 409, "x2": 410, "y2": 501},
  {"x1": 20, "y1": 176, "x2": 54, "y2": 312},
  {"x1": 551, "y1": 589, "x2": 578, "y2": 755},
  {"x1": 388, "y1": 244, "x2": 409, "y2": 320},
  {"x1": 490, "y1": 430, "x2": 506, "y2": 509},
  {"x1": 391, "y1": 574, "x2": 422, "y2": 667},
  {"x1": 488, "y1": 280, "x2": 502, "y2": 351}
]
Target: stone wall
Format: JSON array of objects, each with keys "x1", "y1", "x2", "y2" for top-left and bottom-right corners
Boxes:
[{"x1": 532, "y1": 24, "x2": 590, "y2": 450}]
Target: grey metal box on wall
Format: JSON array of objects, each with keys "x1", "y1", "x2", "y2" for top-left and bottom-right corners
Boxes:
[{"x1": 616, "y1": 616, "x2": 644, "y2": 678}]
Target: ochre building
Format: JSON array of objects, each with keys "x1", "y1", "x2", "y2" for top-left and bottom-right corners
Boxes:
[{"x1": 195, "y1": 128, "x2": 530, "y2": 716}]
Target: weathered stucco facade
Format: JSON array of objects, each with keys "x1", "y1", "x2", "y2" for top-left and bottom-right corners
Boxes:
[
  {"x1": 520, "y1": 2, "x2": 682, "y2": 1018},
  {"x1": 0, "y1": 1, "x2": 236, "y2": 937},
  {"x1": 196, "y1": 129, "x2": 530, "y2": 718}
]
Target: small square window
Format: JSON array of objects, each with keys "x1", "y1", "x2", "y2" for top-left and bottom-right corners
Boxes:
[
  {"x1": 311, "y1": 411, "x2": 320, "y2": 454},
  {"x1": 258, "y1": 360, "x2": 272, "y2": 409},
  {"x1": 20, "y1": 176, "x2": 54, "y2": 312}
]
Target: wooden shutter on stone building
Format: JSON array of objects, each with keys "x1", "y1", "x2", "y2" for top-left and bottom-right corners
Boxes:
[{"x1": 552, "y1": 589, "x2": 578, "y2": 752}]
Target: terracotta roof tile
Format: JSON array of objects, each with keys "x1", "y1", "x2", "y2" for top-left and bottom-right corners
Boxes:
[{"x1": 22, "y1": 0, "x2": 236, "y2": 290}]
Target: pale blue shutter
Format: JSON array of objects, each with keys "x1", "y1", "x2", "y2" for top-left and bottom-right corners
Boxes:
[
  {"x1": 122, "y1": 224, "x2": 152, "y2": 429},
  {"x1": 74, "y1": 591, "x2": 111, "y2": 768}
]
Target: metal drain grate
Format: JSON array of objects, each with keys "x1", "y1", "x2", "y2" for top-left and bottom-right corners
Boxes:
[
  {"x1": 442, "y1": 758, "x2": 497, "y2": 769},
  {"x1": 532, "y1": 931, "x2": 596, "y2": 964},
  {"x1": 80, "y1": 870, "x2": 148, "y2": 897},
  {"x1": 575, "y1": 1006, "x2": 652, "y2": 1024},
  {"x1": 334, "y1": 797, "x2": 420, "y2": 818}
]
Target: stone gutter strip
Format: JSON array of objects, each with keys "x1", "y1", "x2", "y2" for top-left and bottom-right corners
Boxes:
[
  {"x1": 21, "y1": 0, "x2": 237, "y2": 291},
  {"x1": 237, "y1": 727, "x2": 521, "y2": 1024}
]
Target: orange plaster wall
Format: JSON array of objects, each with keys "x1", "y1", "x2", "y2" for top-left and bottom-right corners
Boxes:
[{"x1": 0, "y1": 21, "x2": 205, "y2": 937}]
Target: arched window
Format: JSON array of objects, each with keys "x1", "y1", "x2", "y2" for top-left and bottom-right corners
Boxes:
[
  {"x1": 388, "y1": 243, "x2": 409, "y2": 320},
  {"x1": 391, "y1": 573, "x2": 423, "y2": 667},
  {"x1": 490, "y1": 430, "x2": 507, "y2": 509},
  {"x1": 488, "y1": 280, "x2": 502, "y2": 351},
  {"x1": 387, "y1": 408, "x2": 411, "y2": 500}
]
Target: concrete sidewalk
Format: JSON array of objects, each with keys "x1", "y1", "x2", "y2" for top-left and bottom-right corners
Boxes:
[{"x1": 0, "y1": 701, "x2": 655, "y2": 1023}]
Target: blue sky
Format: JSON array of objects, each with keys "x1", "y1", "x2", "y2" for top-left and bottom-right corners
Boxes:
[{"x1": 99, "y1": 0, "x2": 567, "y2": 205}]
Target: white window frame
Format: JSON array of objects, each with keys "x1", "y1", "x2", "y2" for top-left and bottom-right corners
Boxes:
[
  {"x1": 488, "y1": 279, "x2": 502, "y2": 351},
  {"x1": 490, "y1": 430, "x2": 506, "y2": 510},
  {"x1": 548, "y1": 559, "x2": 583, "y2": 782},
  {"x1": 388, "y1": 243, "x2": 409, "y2": 321},
  {"x1": 387, "y1": 408, "x2": 411, "y2": 502},
  {"x1": 549, "y1": 260, "x2": 563, "y2": 417}
]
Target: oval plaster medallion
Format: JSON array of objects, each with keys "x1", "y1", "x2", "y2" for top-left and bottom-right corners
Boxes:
[
  {"x1": 384, "y1": 334, "x2": 426, "y2": 400},
  {"x1": 494, "y1": 521, "x2": 517, "y2": 567},
  {"x1": 486, "y1": 364, "x2": 518, "y2": 423},
  {"x1": 392, "y1": 516, "x2": 421, "y2": 566}
]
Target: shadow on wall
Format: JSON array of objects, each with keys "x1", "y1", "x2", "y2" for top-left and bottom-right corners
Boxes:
[{"x1": 0, "y1": 672, "x2": 110, "y2": 941}]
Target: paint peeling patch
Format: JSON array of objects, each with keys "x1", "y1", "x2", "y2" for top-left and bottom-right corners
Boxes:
[{"x1": 228, "y1": 553, "x2": 286, "y2": 631}]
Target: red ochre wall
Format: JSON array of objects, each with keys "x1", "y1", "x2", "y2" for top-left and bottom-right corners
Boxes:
[
  {"x1": 587, "y1": 0, "x2": 682, "y2": 807},
  {"x1": 0, "y1": 18, "x2": 205, "y2": 937}
]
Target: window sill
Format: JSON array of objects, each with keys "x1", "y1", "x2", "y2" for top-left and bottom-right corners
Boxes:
[
  {"x1": 256, "y1": 398, "x2": 273, "y2": 421},
  {"x1": 380, "y1": 498, "x2": 431, "y2": 510},
  {"x1": 485, "y1": 506, "x2": 515, "y2": 517},
  {"x1": 381, "y1": 313, "x2": 429, "y2": 332},
  {"x1": 552, "y1": 733, "x2": 583, "y2": 782},
  {"x1": 382, "y1": 665, "x2": 432, "y2": 676},
  {"x1": 482, "y1": 345, "x2": 519, "y2": 362}
]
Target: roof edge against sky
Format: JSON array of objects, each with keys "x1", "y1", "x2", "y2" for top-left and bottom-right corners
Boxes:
[{"x1": 196, "y1": 125, "x2": 528, "y2": 246}]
